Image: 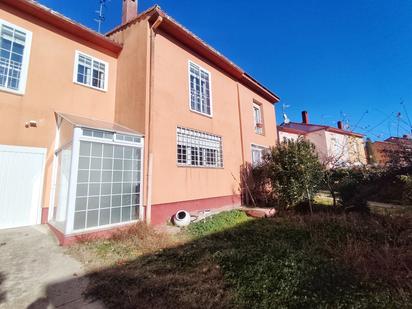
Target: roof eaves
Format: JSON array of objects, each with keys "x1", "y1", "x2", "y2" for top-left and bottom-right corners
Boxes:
[
  {"x1": 3, "y1": 0, "x2": 122, "y2": 54},
  {"x1": 324, "y1": 127, "x2": 364, "y2": 138},
  {"x1": 107, "y1": 6, "x2": 280, "y2": 103},
  {"x1": 278, "y1": 125, "x2": 308, "y2": 135}
]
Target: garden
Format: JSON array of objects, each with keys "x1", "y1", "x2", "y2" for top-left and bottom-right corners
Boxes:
[{"x1": 69, "y1": 139, "x2": 412, "y2": 308}]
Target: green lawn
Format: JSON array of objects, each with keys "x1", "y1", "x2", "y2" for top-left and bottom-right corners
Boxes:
[{"x1": 70, "y1": 210, "x2": 412, "y2": 309}]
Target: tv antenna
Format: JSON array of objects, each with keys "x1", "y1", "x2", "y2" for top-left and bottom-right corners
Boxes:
[
  {"x1": 282, "y1": 104, "x2": 291, "y2": 124},
  {"x1": 400, "y1": 100, "x2": 412, "y2": 135},
  {"x1": 95, "y1": 0, "x2": 109, "y2": 33}
]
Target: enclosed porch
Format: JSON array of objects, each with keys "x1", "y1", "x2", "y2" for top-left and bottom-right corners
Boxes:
[{"x1": 50, "y1": 113, "x2": 144, "y2": 239}]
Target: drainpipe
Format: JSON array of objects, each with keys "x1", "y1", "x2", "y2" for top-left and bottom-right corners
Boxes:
[
  {"x1": 145, "y1": 15, "x2": 163, "y2": 224},
  {"x1": 236, "y1": 83, "x2": 245, "y2": 164}
]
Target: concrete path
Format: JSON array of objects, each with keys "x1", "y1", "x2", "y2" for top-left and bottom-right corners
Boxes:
[{"x1": 0, "y1": 225, "x2": 103, "y2": 309}]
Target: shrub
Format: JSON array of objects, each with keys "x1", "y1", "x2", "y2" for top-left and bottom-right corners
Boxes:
[
  {"x1": 399, "y1": 174, "x2": 412, "y2": 205},
  {"x1": 240, "y1": 162, "x2": 275, "y2": 207},
  {"x1": 327, "y1": 166, "x2": 412, "y2": 209},
  {"x1": 264, "y1": 138, "x2": 324, "y2": 213}
]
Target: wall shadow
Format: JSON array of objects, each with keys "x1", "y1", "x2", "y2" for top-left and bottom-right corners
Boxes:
[
  {"x1": 0, "y1": 272, "x2": 6, "y2": 305},
  {"x1": 27, "y1": 215, "x2": 409, "y2": 309}
]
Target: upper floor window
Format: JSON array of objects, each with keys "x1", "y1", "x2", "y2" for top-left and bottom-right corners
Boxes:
[
  {"x1": 253, "y1": 103, "x2": 264, "y2": 134},
  {"x1": 74, "y1": 51, "x2": 108, "y2": 91},
  {"x1": 0, "y1": 20, "x2": 32, "y2": 95},
  {"x1": 177, "y1": 126, "x2": 223, "y2": 168},
  {"x1": 189, "y1": 61, "x2": 212, "y2": 116}
]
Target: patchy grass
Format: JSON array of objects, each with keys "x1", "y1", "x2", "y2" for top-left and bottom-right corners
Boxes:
[
  {"x1": 186, "y1": 210, "x2": 251, "y2": 238},
  {"x1": 314, "y1": 195, "x2": 335, "y2": 206},
  {"x1": 369, "y1": 204, "x2": 412, "y2": 216},
  {"x1": 68, "y1": 222, "x2": 182, "y2": 269},
  {"x1": 71, "y1": 210, "x2": 412, "y2": 308}
]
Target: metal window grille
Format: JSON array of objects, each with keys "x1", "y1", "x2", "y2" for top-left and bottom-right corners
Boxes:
[
  {"x1": 189, "y1": 62, "x2": 211, "y2": 116},
  {"x1": 177, "y1": 127, "x2": 223, "y2": 168}
]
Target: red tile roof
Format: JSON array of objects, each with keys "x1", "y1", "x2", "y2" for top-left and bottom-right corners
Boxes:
[
  {"x1": 108, "y1": 6, "x2": 280, "y2": 103},
  {"x1": 278, "y1": 122, "x2": 364, "y2": 138}
]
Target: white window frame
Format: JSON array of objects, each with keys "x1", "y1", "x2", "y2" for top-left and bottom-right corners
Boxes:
[
  {"x1": 0, "y1": 19, "x2": 32, "y2": 95},
  {"x1": 251, "y1": 144, "x2": 268, "y2": 166},
  {"x1": 253, "y1": 103, "x2": 264, "y2": 134},
  {"x1": 73, "y1": 50, "x2": 109, "y2": 92},
  {"x1": 188, "y1": 60, "x2": 213, "y2": 117}
]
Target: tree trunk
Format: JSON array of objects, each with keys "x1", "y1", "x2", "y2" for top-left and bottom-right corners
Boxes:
[{"x1": 306, "y1": 187, "x2": 313, "y2": 215}]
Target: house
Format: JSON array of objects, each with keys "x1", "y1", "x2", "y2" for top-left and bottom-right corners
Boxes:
[
  {"x1": 368, "y1": 135, "x2": 412, "y2": 166},
  {"x1": 277, "y1": 111, "x2": 367, "y2": 167},
  {"x1": 0, "y1": 0, "x2": 279, "y2": 244}
]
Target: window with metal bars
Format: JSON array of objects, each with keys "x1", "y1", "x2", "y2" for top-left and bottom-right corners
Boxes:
[
  {"x1": 189, "y1": 61, "x2": 212, "y2": 116},
  {"x1": 177, "y1": 127, "x2": 223, "y2": 168}
]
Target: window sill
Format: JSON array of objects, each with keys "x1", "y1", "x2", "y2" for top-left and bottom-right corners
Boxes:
[
  {"x1": 177, "y1": 164, "x2": 224, "y2": 169},
  {"x1": 189, "y1": 108, "x2": 213, "y2": 119},
  {"x1": 0, "y1": 86, "x2": 25, "y2": 96},
  {"x1": 73, "y1": 81, "x2": 107, "y2": 93}
]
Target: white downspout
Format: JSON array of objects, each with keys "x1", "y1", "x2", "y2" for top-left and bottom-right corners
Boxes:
[{"x1": 145, "y1": 15, "x2": 163, "y2": 224}]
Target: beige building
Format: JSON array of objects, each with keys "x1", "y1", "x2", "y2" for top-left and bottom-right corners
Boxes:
[
  {"x1": 0, "y1": 0, "x2": 279, "y2": 243},
  {"x1": 278, "y1": 111, "x2": 367, "y2": 167}
]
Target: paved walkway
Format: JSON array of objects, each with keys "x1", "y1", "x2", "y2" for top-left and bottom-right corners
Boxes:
[{"x1": 0, "y1": 225, "x2": 103, "y2": 309}]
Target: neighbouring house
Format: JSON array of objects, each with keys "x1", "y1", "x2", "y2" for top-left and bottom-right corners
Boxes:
[
  {"x1": 277, "y1": 111, "x2": 367, "y2": 167},
  {"x1": 368, "y1": 135, "x2": 412, "y2": 166},
  {"x1": 0, "y1": 0, "x2": 279, "y2": 244}
]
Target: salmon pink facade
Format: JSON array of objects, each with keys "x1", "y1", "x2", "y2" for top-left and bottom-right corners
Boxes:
[{"x1": 0, "y1": 0, "x2": 279, "y2": 243}]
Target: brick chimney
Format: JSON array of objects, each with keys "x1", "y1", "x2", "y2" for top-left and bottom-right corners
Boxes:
[
  {"x1": 337, "y1": 121, "x2": 343, "y2": 130},
  {"x1": 302, "y1": 111, "x2": 309, "y2": 124},
  {"x1": 122, "y1": 0, "x2": 138, "y2": 24}
]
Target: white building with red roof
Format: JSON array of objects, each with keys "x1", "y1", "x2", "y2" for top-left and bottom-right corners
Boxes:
[{"x1": 278, "y1": 111, "x2": 367, "y2": 167}]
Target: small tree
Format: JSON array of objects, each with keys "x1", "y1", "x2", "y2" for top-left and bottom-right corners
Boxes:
[{"x1": 265, "y1": 138, "x2": 324, "y2": 213}]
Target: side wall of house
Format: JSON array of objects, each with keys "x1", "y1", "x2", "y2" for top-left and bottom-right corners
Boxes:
[
  {"x1": 349, "y1": 136, "x2": 367, "y2": 165},
  {"x1": 278, "y1": 131, "x2": 300, "y2": 142},
  {"x1": 148, "y1": 30, "x2": 277, "y2": 224},
  {"x1": 0, "y1": 4, "x2": 118, "y2": 217},
  {"x1": 109, "y1": 21, "x2": 150, "y2": 134},
  {"x1": 238, "y1": 84, "x2": 278, "y2": 161},
  {"x1": 306, "y1": 130, "x2": 329, "y2": 162}
]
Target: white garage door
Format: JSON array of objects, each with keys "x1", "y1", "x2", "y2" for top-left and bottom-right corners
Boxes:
[{"x1": 0, "y1": 145, "x2": 46, "y2": 229}]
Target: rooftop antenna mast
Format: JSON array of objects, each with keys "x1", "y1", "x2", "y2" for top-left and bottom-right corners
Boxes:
[
  {"x1": 396, "y1": 112, "x2": 401, "y2": 137},
  {"x1": 400, "y1": 100, "x2": 412, "y2": 135},
  {"x1": 282, "y1": 104, "x2": 290, "y2": 124},
  {"x1": 95, "y1": 0, "x2": 109, "y2": 33}
]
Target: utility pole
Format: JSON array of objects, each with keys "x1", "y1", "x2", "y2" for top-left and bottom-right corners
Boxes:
[{"x1": 95, "y1": 0, "x2": 108, "y2": 33}]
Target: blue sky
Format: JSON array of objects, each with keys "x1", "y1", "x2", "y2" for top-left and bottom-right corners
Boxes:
[{"x1": 37, "y1": 0, "x2": 412, "y2": 140}]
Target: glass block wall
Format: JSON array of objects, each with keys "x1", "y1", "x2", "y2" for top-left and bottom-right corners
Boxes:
[{"x1": 73, "y1": 140, "x2": 142, "y2": 230}]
